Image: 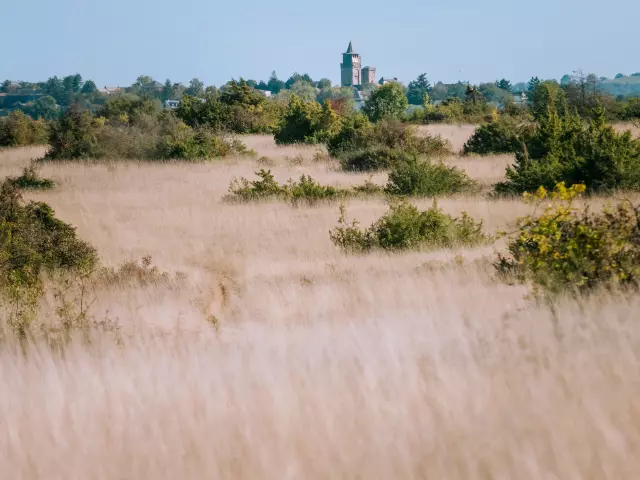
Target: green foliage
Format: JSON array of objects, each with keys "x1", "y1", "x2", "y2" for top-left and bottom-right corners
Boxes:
[
  {"x1": 329, "y1": 116, "x2": 451, "y2": 171},
  {"x1": 340, "y1": 147, "x2": 415, "y2": 172},
  {"x1": 8, "y1": 164, "x2": 55, "y2": 190},
  {"x1": 495, "y1": 105, "x2": 640, "y2": 195},
  {"x1": 0, "y1": 111, "x2": 49, "y2": 147},
  {"x1": 463, "y1": 117, "x2": 525, "y2": 155},
  {"x1": 97, "y1": 94, "x2": 159, "y2": 125},
  {"x1": 45, "y1": 106, "x2": 100, "y2": 159},
  {"x1": 0, "y1": 180, "x2": 98, "y2": 337},
  {"x1": 528, "y1": 81, "x2": 565, "y2": 121},
  {"x1": 385, "y1": 156, "x2": 479, "y2": 196},
  {"x1": 177, "y1": 84, "x2": 278, "y2": 135},
  {"x1": 496, "y1": 79, "x2": 513, "y2": 92},
  {"x1": 363, "y1": 82, "x2": 409, "y2": 121},
  {"x1": 31, "y1": 95, "x2": 61, "y2": 120},
  {"x1": 406, "y1": 73, "x2": 431, "y2": 106},
  {"x1": 330, "y1": 201, "x2": 486, "y2": 253},
  {"x1": 227, "y1": 169, "x2": 342, "y2": 204},
  {"x1": 326, "y1": 112, "x2": 373, "y2": 156},
  {"x1": 45, "y1": 106, "x2": 250, "y2": 161},
  {"x1": 497, "y1": 183, "x2": 640, "y2": 295},
  {"x1": 274, "y1": 95, "x2": 340, "y2": 145}
]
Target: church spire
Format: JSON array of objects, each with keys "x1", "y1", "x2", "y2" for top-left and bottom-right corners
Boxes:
[{"x1": 345, "y1": 41, "x2": 355, "y2": 54}]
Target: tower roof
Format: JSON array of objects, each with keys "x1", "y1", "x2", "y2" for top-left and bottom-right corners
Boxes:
[{"x1": 345, "y1": 41, "x2": 355, "y2": 54}]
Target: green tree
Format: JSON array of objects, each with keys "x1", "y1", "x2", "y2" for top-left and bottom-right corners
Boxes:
[
  {"x1": 527, "y1": 77, "x2": 541, "y2": 98},
  {"x1": 406, "y1": 73, "x2": 431, "y2": 105},
  {"x1": 290, "y1": 80, "x2": 317, "y2": 102},
  {"x1": 97, "y1": 94, "x2": 159, "y2": 124},
  {"x1": 44, "y1": 76, "x2": 65, "y2": 104},
  {"x1": 479, "y1": 82, "x2": 511, "y2": 103},
  {"x1": 529, "y1": 80, "x2": 565, "y2": 120},
  {"x1": 267, "y1": 71, "x2": 286, "y2": 94},
  {"x1": 62, "y1": 74, "x2": 83, "y2": 94},
  {"x1": 363, "y1": 82, "x2": 409, "y2": 122},
  {"x1": 220, "y1": 79, "x2": 264, "y2": 107},
  {"x1": 316, "y1": 78, "x2": 332, "y2": 89},
  {"x1": 186, "y1": 78, "x2": 205, "y2": 97},
  {"x1": 285, "y1": 73, "x2": 313, "y2": 90},
  {"x1": 46, "y1": 105, "x2": 101, "y2": 159},
  {"x1": 32, "y1": 95, "x2": 60, "y2": 120},
  {"x1": 274, "y1": 95, "x2": 339, "y2": 145},
  {"x1": 615, "y1": 73, "x2": 625, "y2": 79},
  {"x1": 81, "y1": 80, "x2": 98, "y2": 95},
  {"x1": 134, "y1": 75, "x2": 154, "y2": 88},
  {"x1": 496, "y1": 79, "x2": 512, "y2": 92}
]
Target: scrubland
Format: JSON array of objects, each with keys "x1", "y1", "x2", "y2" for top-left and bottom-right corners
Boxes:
[{"x1": 2, "y1": 125, "x2": 640, "y2": 479}]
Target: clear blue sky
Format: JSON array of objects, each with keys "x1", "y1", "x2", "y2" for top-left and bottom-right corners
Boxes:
[{"x1": 3, "y1": 0, "x2": 639, "y2": 87}]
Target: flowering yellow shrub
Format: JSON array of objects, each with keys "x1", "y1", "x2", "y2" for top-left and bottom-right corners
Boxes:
[{"x1": 497, "y1": 182, "x2": 640, "y2": 294}]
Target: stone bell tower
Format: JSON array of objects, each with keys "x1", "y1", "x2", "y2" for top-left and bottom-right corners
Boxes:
[{"x1": 340, "y1": 41, "x2": 361, "y2": 87}]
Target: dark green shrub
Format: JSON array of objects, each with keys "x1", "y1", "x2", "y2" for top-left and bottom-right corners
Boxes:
[
  {"x1": 340, "y1": 146, "x2": 415, "y2": 172},
  {"x1": 330, "y1": 200, "x2": 486, "y2": 253},
  {"x1": 96, "y1": 94, "x2": 160, "y2": 125},
  {"x1": 44, "y1": 107, "x2": 251, "y2": 161},
  {"x1": 274, "y1": 95, "x2": 340, "y2": 145},
  {"x1": 227, "y1": 169, "x2": 287, "y2": 201},
  {"x1": 496, "y1": 183, "x2": 640, "y2": 295},
  {"x1": 0, "y1": 180, "x2": 98, "y2": 336},
  {"x1": 228, "y1": 169, "x2": 341, "y2": 204},
  {"x1": 227, "y1": 170, "x2": 383, "y2": 204},
  {"x1": 326, "y1": 112, "x2": 373, "y2": 156},
  {"x1": 329, "y1": 116, "x2": 451, "y2": 171},
  {"x1": 45, "y1": 105, "x2": 101, "y2": 159},
  {"x1": 463, "y1": 117, "x2": 524, "y2": 155},
  {"x1": 362, "y1": 82, "x2": 409, "y2": 121},
  {"x1": 374, "y1": 118, "x2": 451, "y2": 157},
  {"x1": 0, "y1": 111, "x2": 49, "y2": 147},
  {"x1": 287, "y1": 174, "x2": 340, "y2": 203},
  {"x1": 177, "y1": 84, "x2": 281, "y2": 134},
  {"x1": 8, "y1": 164, "x2": 55, "y2": 190},
  {"x1": 495, "y1": 106, "x2": 640, "y2": 195},
  {"x1": 385, "y1": 157, "x2": 479, "y2": 196}
]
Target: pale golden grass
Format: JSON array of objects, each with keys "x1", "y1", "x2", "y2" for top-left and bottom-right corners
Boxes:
[
  {"x1": 1, "y1": 136, "x2": 640, "y2": 478},
  {"x1": 416, "y1": 124, "x2": 478, "y2": 151}
]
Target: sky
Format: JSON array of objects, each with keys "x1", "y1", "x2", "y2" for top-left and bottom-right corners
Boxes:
[{"x1": 3, "y1": 0, "x2": 640, "y2": 88}]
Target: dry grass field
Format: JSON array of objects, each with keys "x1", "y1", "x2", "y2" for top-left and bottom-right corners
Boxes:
[{"x1": 2, "y1": 125, "x2": 640, "y2": 479}]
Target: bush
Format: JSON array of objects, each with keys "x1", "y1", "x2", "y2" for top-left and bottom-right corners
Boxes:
[
  {"x1": 96, "y1": 94, "x2": 160, "y2": 125},
  {"x1": 362, "y1": 82, "x2": 409, "y2": 122},
  {"x1": 340, "y1": 146, "x2": 415, "y2": 172},
  {"x1": 463, "y1": 117, "x2": 525, "y2": 155},
  {"x1": 8, "y1": 164, "x2": 55, "y2": 190},
  {"x1": 330, "y1": 200, "x2": 487, "y2": 253},
  {"x1": 0, "y1": 180, "x2": 98, "y2": 337},
  {"x1": 45, "y1": 107, "x2": 251, "y2": 161},
  {"x1": 0, "y1": 110, "x2": 48, "y2": 147},
  {"x1": 495, "y1": 105, "x2": 640, "y2": 195},
  {"x1": 177, "y1": 85, "x2": 281, "y2": 135},
  {"x1": 228, "y1": 169, "x2": 341, "y2": 204},
  {"x1": 385, "y1": 156, "x2": 479, "y2": 196},
  {"x1": 326, "y1": 112, "x2": 373, "y2": 156},
  {"x1": 329, "y1": 117, "x2": 452, "y2": 171},
  {"x1": 228, "y1": 170, "x2": 384, "y2": 204},
  {"x1": 496, "y1": 183, "x2": 640, "y2": 295},
  {"x1": 45, "y1": 105, "x2": 101, "y2": 159},
  {"x1": 274, "y1": 95, "x2": 340, "y2": 145}
]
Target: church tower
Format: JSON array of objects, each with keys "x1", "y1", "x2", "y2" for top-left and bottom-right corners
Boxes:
[{"x1": 341, "y1": 41, "x2": 361, "y2": 87}]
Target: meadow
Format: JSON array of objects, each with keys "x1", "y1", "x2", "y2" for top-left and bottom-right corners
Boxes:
[{"x1": 2, "y1": 124, "x2": 640, "y2": 479}]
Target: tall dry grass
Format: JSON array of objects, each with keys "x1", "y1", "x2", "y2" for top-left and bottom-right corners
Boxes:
[{"x1": 1, "y1": 128, "x2": 640, "y2": 478}]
